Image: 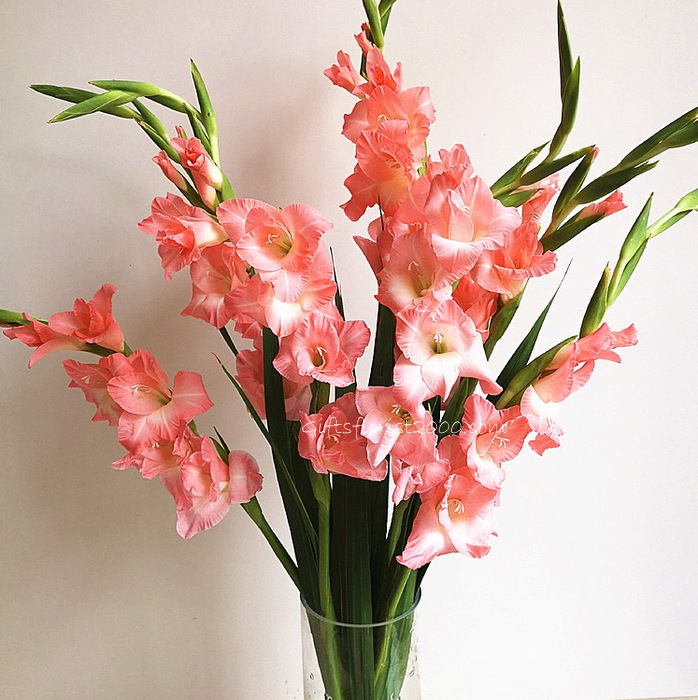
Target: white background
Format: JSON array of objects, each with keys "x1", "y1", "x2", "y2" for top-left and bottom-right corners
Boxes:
[{"x1": 1, "y1": 1, "x2": 696, "y2": 698}]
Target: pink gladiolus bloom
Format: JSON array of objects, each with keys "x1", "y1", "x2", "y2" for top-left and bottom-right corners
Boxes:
[
  {"x1": 299, "y1": 393, "x2": 388, "y2": 481},
  {"x1": 397, "y1": 443, "x2": 499, "y2": 569},
  {"x1": 47, "y1": 283, "x2": 124, "y2": 352},
  {"x1": 342, "y1": 125, "x2": 417, "y2": 221},
  {"x1": 171, "y1": 133, "x2": 223, "y2": 209},
  {"x1": 63, "y1": 353, "x2": 131, "y2": 426},
  {"x1": 324, "y1": 50, "x2": 363, "y2": 95},
  {"x1": 577, "y1": 190, "x2": 626, "y2": 221},
  {"x1": 106, "y1": 349, "x2": 213, "y2": 452},
  {"x1": 4, "y1": 315, "x2": 84, "y2": 368},
  {"x1": 342, "y1": 85, "x2": 435, "y2": 156},
  {"x1": 138, "y1": 193, "x2": 228, "y2": 279},
  {"x1": 235, "y1": 346, "x2": 311, "y2": 421},
  {"x1": 426, "y1": 144, "x2": 475, "y2": 189},
  {"x1": 425, "y1": 175, "x2": 521, "y2": 277},
  {"x1": 355, "y1": 386, "x2": 437, "y2": 467},
  {"x1": 376, "y1": 233, "x2": 454, "y2": 314},
  {"x1": 522, "y1": 324, "x2": 638, "y2": 454},
  {"x1": 181, "y1": 243, "x2": 249, "y2": 328},
  {"x1": 274, "y1": 311, "x2": 370, "y2": 388},
  {"x1": 4, "y1": 284, "x2": 125, "y2": 366},
  {"x1": 471, "y1": 221, "x2": 558, "y2": 301},
  {"x1": 395, "y1": 298, "x2": 501, "y2": 400},
  {"x1": 225, "y1": 246, "x2": 337, "y2": 338},
  {"x1": 152, "y1": 150, "x2": 188, "y2": 191},
  {"x1": 520, "y1": 175, "x2": 560, "y2": 226},
  {"x1": 237, "y1": 204, "x2": 332, "y2": 301},
  {"x1": 353, "y1": 26, "x2": 402, "y2": 96},
  {"x1": 451, "y1": 275, "x2": 499, "y2": 341},
  {"x1": 459, "y1": 395, "x2": 531, "y2": 489},
  {"x1": 177, "y1": 436, "x2": 263, "y2": 539},
  {"x1": 218, "y1": 198, "x2": 332, "y2": 302},
  {"x1": 391, "y1": 458, "x2": 450, "y2": 504}
]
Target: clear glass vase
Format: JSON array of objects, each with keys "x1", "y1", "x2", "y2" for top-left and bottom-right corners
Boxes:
[{"x1": 300, "y1": 594, "x2": 421, "y2": 700}]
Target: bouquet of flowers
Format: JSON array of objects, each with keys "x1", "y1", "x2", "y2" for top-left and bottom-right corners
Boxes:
[{"x1": 2, "y1": 1, "x2": 696, "y2": 697}]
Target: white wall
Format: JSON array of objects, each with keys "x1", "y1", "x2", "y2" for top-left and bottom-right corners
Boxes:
[{"x1": 1, "y1": 1, "x2": 696, "y2": 698}]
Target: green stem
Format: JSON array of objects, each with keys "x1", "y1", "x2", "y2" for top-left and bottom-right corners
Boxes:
[{"x1": 241, "y1": 497, "x2": 301, "y2": 591}]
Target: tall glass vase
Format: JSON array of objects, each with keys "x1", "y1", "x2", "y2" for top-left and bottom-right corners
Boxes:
[{"x1": 300, "y1": 594, "x2": 421, "y2": 700}]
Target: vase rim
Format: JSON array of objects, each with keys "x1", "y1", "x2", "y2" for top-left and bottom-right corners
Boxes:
[{"x1": 301, "y1": 589, "x2": 421, "y2": 629}]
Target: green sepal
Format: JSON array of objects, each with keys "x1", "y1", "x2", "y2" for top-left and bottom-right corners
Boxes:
[
  {"x1": 607, "y1": 195, "x2": 652, "y2": 304},
  {"x1": 362, "y1": 0, "x2": 385, "y2": 48},
  {"x1": 48, "y1": 89, "x2": 140, "y2": 123},
  {"x1": 495, "y1": 336, "x2": 576, "y2": 409},
  {"x1": 647, "y1": 188, "x2": 698, "y2": 239},
  {"x1": 189, "y1": 60, "x2": 218, "y2": 156},
  {"x1": 483, "y1": 289, "x2": 525, "y2": 358},
  {"x1": 580, "y1": 265, "x2": 610, "y2": 337},
  {"x1": 548, "y1": 57, "x2": 581, "y2": 161},
  {"x1": 574, "y1": 161, "x2": 658, "y2": 204},
  {"x1": 490, "y1": 273, "x2": 566, "y2": 402},
  {"x1": 517, "y1": 145, "x2": 590, "y2": 187},
  {"x1": 89, "y1": 80, "x2": 199, "y2": 116},
  {"x1": 613, "y1": 106, "x2": 698, "y2": 172},
  {"x1": 30, "y1": 84, "x2": 139, "y2": 120},
  {"x1": 612, "y1": 239, "x2": 647, "y2": 303},
  {"x1": 136, "y1": 120, "x2": 180, "y2": 162},
  {"x1": 497, "y1": 188, "x2": 542, "y2": 208},
  {"x1": 556, "y1": 2, "x2": 573, "y2": 96},
  {"x1": 551, "y1": 146, "x2": 596, "y2": 220},
  {"x1": 542, "y1": 212, "x2": 604, "y2": 252},
  {"x1": 491, "y1": 141, "x2": 548, "y2": 196},
  {"x1": 0, "y1": 308, "x2": 32, "y2": 326},
  {"x1": 132, "y1": 99, "x2": 169, "y2": 139}
]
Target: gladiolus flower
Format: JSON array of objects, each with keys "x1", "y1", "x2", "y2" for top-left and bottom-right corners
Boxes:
[
  {"x1": 152, "y1": 150, "x2": 188, "y2": 191},
  {"x1": 274, "y1": 310, "x2": 370, "y2": 388},
  {"x1": 395, "y1": 297, "x2": 501, "y2": 400},
  {"x1": 181, "y1": 243, "x2": 249, "y2": 328},
  {"x1": 355, "y1": 386, "x2": 437, "y2": 467},
  {"x1": 4, "y1": 284, "x2": 124, "y2": 366},
  {"x1": 299, "y1": 393, "x2": 388, "y2": 481},
  {"x1": 521, "y1": 324, "x2": 638, "y2": 454},
  {"x1": 138, "y1": 193, "x2": 228, "y2": 279},
  {"x1": 425, "y1": 175, "x2": 521, "y2": 278},
  {"x1": 106, "y1": 349, "x2": 213, "y2": 452},
  {"x1": 171, "y1": 133, "x2": 223, "y2": 209},
  {"x1": 176, "y1": 436, "x2": 263, "y2": 539},
  {"x1": 63, "y1": 353, "x2": 131, "y2": 426},
  {"x1": 397, "y1": 439, "x2": 499, "y2": 569},
  {"x1": 235, "y1": 346, "x2": 311, "y2": 421},
  {"x1": 577, "y1": 190, "x2": 626, "y2": 221},
  {"x1": 459, "y1": 395, "x2": 531, "y2": 489},
  {"x1": 471, "y1": 221, "x2": 558, "y2": 301}
]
